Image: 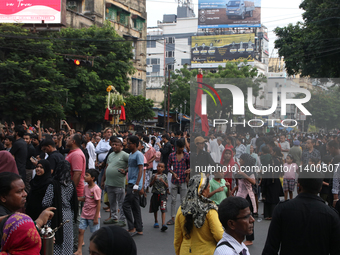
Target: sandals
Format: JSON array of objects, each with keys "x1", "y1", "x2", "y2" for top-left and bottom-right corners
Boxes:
[
  {"x1": 154, "y1": 223, "x2": 159, "y2": 228},
  {"x1": 167, "y1": 219, "x2": 174, "y2": 225},
  {"x1": 161, "y1": 225, "x2": 168, "y2": 232}
]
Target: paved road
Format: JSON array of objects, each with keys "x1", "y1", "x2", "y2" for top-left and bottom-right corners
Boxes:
[{"x1": 82, "y1": 193, "x2": 272, "y2": 255}]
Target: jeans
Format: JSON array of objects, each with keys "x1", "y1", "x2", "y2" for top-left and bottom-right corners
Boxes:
[
  {"x1": 106, "y1": 186, "x2": 126, "y2": 221},
  {"x1": 170, "y1": 182, "x2": 187, "y2": 218},
  {"x1": 122, "y1": 184, "x2": 143, "y2": 232}
]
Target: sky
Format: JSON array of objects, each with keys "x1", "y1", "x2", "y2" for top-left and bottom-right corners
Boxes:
[{"x1": 146, "y1": 0, "x2": 305, "y2": 56}]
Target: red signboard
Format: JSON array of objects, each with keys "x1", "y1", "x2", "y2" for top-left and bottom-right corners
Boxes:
[{"x1": 0, "y1": 0, "x2": 61, "y2": 24}]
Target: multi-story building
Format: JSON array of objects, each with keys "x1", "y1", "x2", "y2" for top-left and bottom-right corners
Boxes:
[
  {"x1": 146, "y1": 3, "x2": 196, "y2": 108},
  {"x1": 65, "y1": 0, "x2": 147, "y2": 96}
]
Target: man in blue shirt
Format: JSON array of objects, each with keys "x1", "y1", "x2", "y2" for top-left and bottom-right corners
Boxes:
[{"x1": 122, "y1": 135, "x2": 144, "y2": 236}]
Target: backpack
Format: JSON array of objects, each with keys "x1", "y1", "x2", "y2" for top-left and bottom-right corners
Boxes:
[{"x1": 155, "y1": 151, "x2": 161, "y2": 162}]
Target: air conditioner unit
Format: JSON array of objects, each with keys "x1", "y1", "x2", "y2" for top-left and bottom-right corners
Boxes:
[{"x1": 67, "y1": 1, "x2": 77, "y2": 7}]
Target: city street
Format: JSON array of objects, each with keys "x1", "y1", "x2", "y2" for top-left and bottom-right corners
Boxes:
[{"x1": 83, "y1": 193, "x2": 272, "y2": 255}]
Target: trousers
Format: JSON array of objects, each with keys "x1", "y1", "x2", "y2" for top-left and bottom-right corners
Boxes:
[
  {"x1": 106, "y1": 186, "x2": 126, "y2": 221},
  {"x1": 170, "y1": 182, "x2": 187, "y2": 218},
  {"x1": 122, "y1": 184, "x2": 143, "y2": 232}
]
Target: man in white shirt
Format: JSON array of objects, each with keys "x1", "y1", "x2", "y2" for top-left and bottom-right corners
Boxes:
[
  {"x1": 85, "y1": 132, "x2": 96, "y2": 169},
  {"x1": 214, "y1": 197, "x2": 254, "y2": 255},
  {"x1": 95, "y1": 127, "x2": 113, "y2": 184},
  {"x1": 279, "y1": 135, "x2": 290, "y2": 159},
  {"x1": 95, "y1": 128, "x2": 112, "y2": 165}
]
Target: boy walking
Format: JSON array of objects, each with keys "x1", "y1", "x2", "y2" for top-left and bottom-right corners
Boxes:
[
  {"x1": 74, "y1": 169, "x2": 101, "y2": 255},
  {"x1": 149, "y1": 162, "x2": 168, "y2": 232}
]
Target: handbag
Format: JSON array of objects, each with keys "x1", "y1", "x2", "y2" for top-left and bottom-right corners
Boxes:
[{"x1": 140, "y1": 194, "x2": 147, "y2": 208}]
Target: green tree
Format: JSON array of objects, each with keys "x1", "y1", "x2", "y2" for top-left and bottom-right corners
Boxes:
[
  {"x1": 124, "y1": 95, "x2": 154, "y2": 123},
  {"x1": 299, "y1": 87, "x2": 340, "y2": 130},
  {"x1": 274, "y1": 0, "x2": 340, "y2": 78},
  {"x1": 169, "y1": 63, "x2": 265, "y2": 122},
  {"x1": 0, "y1": 24, "x2": 66, "y2": 122},
  {"x1": 51, "y1": 21, "x2": 135, "y2": 126}
]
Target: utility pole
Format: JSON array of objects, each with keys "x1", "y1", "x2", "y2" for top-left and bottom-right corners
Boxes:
[
  {"x1": 167, "y1": 69, "x2": 170, "y2": 131},
  {"x1": 163, "y1": 38, "x2": 166, "y2": 129}
]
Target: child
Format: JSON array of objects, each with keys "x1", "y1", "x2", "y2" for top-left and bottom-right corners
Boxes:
[
  {"x1": 283, "y1": 154, "x2": 298, "y2": 200},
  {"x1": 149, "y1": 162, "x2": 168, "y2": 232},
  {"x1": 74, "y1": 169, "x2": 101, "y2": 255},
  {"x1": 208, "y1": 169, "x2": 230, "y2": 206}
]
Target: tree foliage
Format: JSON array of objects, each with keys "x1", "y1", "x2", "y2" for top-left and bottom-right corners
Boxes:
[
  {"x1": 124, "y1": 95, "x2": 154, "y2": 123},
  {"x1": 51, "y1": 21, "x2": 135, "y2": 125},
  {"x1": 169, "y1": 63, "x2": 266, "y2": 122},
  {"x1": 274, "y1": 0, "x2": 340, "y2": 78},
  {"x1": 300, "y1": 87, "x2": 340, "y2": 130},
  {"x1": 0, "y1": 24, "x2": 66, "y2": 122},
  {"x1": 0, "y1": 22, "x2": 135, "y2": 127}
]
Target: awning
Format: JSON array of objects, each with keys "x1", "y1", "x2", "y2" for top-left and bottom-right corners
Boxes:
[
  {"x1": 178, "y1": 114, "x2": 190, "y2": 122},
  {"x1": 158, "y1": 112, "x2": 172, "y2": 117}
]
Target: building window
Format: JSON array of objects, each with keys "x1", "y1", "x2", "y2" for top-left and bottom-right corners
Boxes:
[
  {"x1": 131, "y1": 41, "x2": 136, "y2": 59},
  {"x1": 132, "y1": 16, "x2": 145, "y2": 31},
  {"x1": 150, "y1": 58, "x2": 160, "y2": 65},
  {"x1": 181, "y1": 59, "x2": 191, "y2": 65},
  {"x1": 152, "y1": 65, "x2": 160, "y2": 73},
  {"x1": 166, "y1": 37, "x2": 175, "y2": 44},
  {"x1": 132, "y1": 78, "x2": 143, "y2": 96},
  {"x1": 166, "y1": 64, "x2": 174, "y2": 71},
  {"x1": 138, "y1": 80, "x2": 143, "y2": 95},
  {"x1": 166, "y1": 51, "x2": 174, "y2": 58},
  {"x1": 147, "y1": 40, "x2": 156, "y2": 48}
]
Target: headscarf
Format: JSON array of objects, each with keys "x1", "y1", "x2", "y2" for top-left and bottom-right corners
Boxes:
[
  {"x1": 26, "y1": 160, "x2": 53, "y2": 221},
  {"x1": 220, "y1": 148, "x2": 237, "y2": 185},
  {"x1": 181, "y1": 174, "x2": 217, "y2": 229},
  {"x1": 51, "y1": 160, "x2": 78, "y2": 244},
  {"x1": 0, "y1": 213, "x2": 41, "y2": 255},
  {"x1": 0, "y1": 151, "x2": 18, "y2": 174}
]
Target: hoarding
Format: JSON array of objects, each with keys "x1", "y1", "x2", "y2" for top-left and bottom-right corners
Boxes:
[
  {"x1": 198, "y1": 0, "x2": 261, "y2": 28},
  {"x1": 0, "y1": 0, "x2": 61, "y2": 24},
  {"x1": 191, "y1": 33, "x2": 255, "y2": 68}
]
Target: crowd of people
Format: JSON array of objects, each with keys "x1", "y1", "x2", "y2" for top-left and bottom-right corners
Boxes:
[{"x1": 1, "y1": 119, "x2": 340, "y2": 254}]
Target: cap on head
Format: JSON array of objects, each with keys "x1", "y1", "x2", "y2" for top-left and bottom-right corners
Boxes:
[{"x1": 194, "y1": 136, "x2": 207, "y2": 145}]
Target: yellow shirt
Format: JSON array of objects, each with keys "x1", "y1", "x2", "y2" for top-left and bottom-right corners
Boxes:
[{"x1": 174, "y1": 207, "x2": 224, "y2": 255}]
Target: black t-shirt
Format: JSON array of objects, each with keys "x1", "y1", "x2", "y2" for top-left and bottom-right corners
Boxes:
[
  {"x1": 47, "y1": 150, "x2": 64, "y2": 171},
  {"x1": 26, "y1": 143, "x2": 36, "y2": 169},
  {"x1": 0, "y1": 204, "x2": 11, "y2": 217},
  {"x1": 10, "y1": 138, "x2": 27, "y2": 178},
  {"x1": 0, "y1": 142, "x2": 5, "y2": 151},
  {"x1": 34, "y1": 144, "x2": 41, "y2": 157}
]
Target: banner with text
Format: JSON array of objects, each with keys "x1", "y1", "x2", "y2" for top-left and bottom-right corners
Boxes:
[
  {"x1": 198, "y1": 0, "x2": 261, "y2": 28},
  {"x1": 0, "y1": 0, "x2": 61, "y2": 24},
  {"x1": 191, "y1": 33, "x2": 255, "y2": 68}
]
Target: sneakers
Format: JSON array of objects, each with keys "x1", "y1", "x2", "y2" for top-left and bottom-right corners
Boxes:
[{"x1": 104, "y1": 219, "x2": 118, "y2": 224}]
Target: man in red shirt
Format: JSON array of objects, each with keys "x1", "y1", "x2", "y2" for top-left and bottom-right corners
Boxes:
[{"x1": 65, "y1": 134, "x2": 86, "y2": 253}]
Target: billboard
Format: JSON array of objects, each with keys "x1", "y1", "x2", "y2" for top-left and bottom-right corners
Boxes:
[
  {"x1": 191, "y1": 33, "x2": 255, "y2": 68},
  {"x1": 198, "y1": 0, "x2": 261, "y2": 28},
  {"x1": 0, "y1": 0, "x2": 61, "y2": 24}
]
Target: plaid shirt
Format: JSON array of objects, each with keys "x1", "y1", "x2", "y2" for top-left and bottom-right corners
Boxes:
[{"x1": 167, "y1": 152, "x2": 190, "y2": 184}]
